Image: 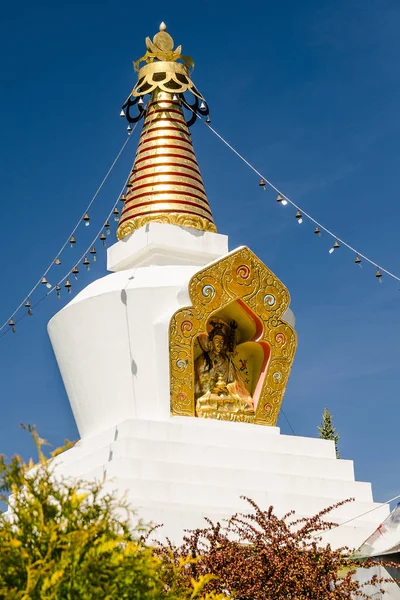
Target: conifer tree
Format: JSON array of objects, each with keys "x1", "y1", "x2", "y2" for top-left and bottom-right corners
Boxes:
[{"x1": 318, "y1": 407, "x2": 340, "y2": 458}]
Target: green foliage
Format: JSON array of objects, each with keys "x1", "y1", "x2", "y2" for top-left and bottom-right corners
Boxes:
[
  {"x1": 318, "y1": 408, "x2": 340, "y2": 458},
  {"x1": 1, "y1": 426, "x2": 392, "y2": 599},
  {"x1": 0, "y1": 426, "x2": 226, "y2": 600}
]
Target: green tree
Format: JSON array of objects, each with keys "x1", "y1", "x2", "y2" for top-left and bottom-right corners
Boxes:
[
  {"x1": 318, "y1": 408, "x2": 340, "y2": 458},
  {"x1": 0, "y1": 426, "x2": 225, "y2": 600}
]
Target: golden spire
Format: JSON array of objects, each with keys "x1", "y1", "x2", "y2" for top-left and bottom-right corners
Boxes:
[{"x1": 117, "y1": 23, "x2": 217, "y2": 241}]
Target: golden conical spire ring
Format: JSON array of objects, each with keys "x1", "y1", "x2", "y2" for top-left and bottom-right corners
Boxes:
[{"x1": 117, "y1": 24, "x2": 217, "y2": 240}]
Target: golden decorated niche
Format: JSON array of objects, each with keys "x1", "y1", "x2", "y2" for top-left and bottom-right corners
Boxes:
[{"x1": 169, "y1": 247, "x2": 297, "y2": 426}]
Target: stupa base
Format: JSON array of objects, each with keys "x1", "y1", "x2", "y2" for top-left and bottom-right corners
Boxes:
[{"x1": 53, "y1": 415, "x2": 388, "y2": 550}]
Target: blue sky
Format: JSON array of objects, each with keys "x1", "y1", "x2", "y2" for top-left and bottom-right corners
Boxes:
[{"x1": 1, "y1": 0, "x2": 399, "y2": 506}]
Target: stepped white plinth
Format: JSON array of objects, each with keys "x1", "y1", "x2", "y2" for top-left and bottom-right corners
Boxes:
[
  {"x1": 53, "y1": 416, "x2": 388, "y2": 550},
  {"x1": 48, "y1": 223, "x2": 388, "y2": 550}
]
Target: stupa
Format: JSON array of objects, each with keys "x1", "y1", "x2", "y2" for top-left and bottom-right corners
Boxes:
[{"x1": 48, "y1": 24, "x2": 388, "y2": 549}]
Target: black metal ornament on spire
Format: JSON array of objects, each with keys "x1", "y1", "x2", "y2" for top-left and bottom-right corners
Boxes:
[
  {"x1": 121, "y1": 95, "x2": 147, "y2": 124},
  {"x1": 180, "y1": 92, "x2": 210, "y2": 127},
  {"x1": 121, "y1": 88, "x2": 210, "y2": 127},
  {"x1": 120, "y1": 23, "x2": 211, "y2": 128}
]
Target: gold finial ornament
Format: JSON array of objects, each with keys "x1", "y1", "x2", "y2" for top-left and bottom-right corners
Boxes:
[
  {"x1": 134, "y1": 21, "x2": 188, "y2": 74},
  {"x1": 117, "y1": 24, "x2": 216, "y2": 240},
  {"x1": 149, "y1": 22, "x2": 175, "y2": 53}
]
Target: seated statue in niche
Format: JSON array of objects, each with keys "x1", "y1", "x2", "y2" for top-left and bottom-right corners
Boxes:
[{"x1": 194, "y1": 319, "x2": 255, "y2": 422}]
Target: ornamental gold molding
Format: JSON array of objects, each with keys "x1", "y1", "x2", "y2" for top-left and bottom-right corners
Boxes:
[
  {"x1": 169, "y1": 247, "x2": 297, "y2": 426},
  {"x1": 132, "y1": 61, "x2": 200, "y2": 99},
  {"x1": 117, "y1": 213, "x2": 217, "y2": 240}
]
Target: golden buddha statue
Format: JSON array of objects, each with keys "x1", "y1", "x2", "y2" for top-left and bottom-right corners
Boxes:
[{"x1": 194, "y1": 319, "x2": 255, "y2": 423}]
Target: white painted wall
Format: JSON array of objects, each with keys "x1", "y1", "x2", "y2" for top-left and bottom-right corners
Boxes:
[{"x1": 48, "y1": 225, "x2": 230, "y2": 438}]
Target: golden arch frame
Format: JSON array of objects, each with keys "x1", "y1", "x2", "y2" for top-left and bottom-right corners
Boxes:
[{"x1": 169, "y1": 247, "x2": 297, "y2": 426}]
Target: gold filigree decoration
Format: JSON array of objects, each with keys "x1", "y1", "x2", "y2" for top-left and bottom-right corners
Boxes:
[
  {"x1": 117, "y1": 213, "x2": 217, "y2": 240},
  {"x1": 131, "y1": 23, "x2": 200, "y2": 100},
  {"x1": 197, "y1": 403, "x2": 255, "y2": 424},
  {"x1": 169, "y1": 247, "x2": 297, "y2": 426},
  {"x1": 134, "y1": 22, "x2": 193, "y2": 72},
  {"x1": 131, "y1": 61, "x2": 201, "y2": 99}
]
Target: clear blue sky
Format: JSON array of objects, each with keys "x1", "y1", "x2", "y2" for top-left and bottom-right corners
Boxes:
[{"x1": 1, "y1": 0, "x2": 399, "y2": 505}]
